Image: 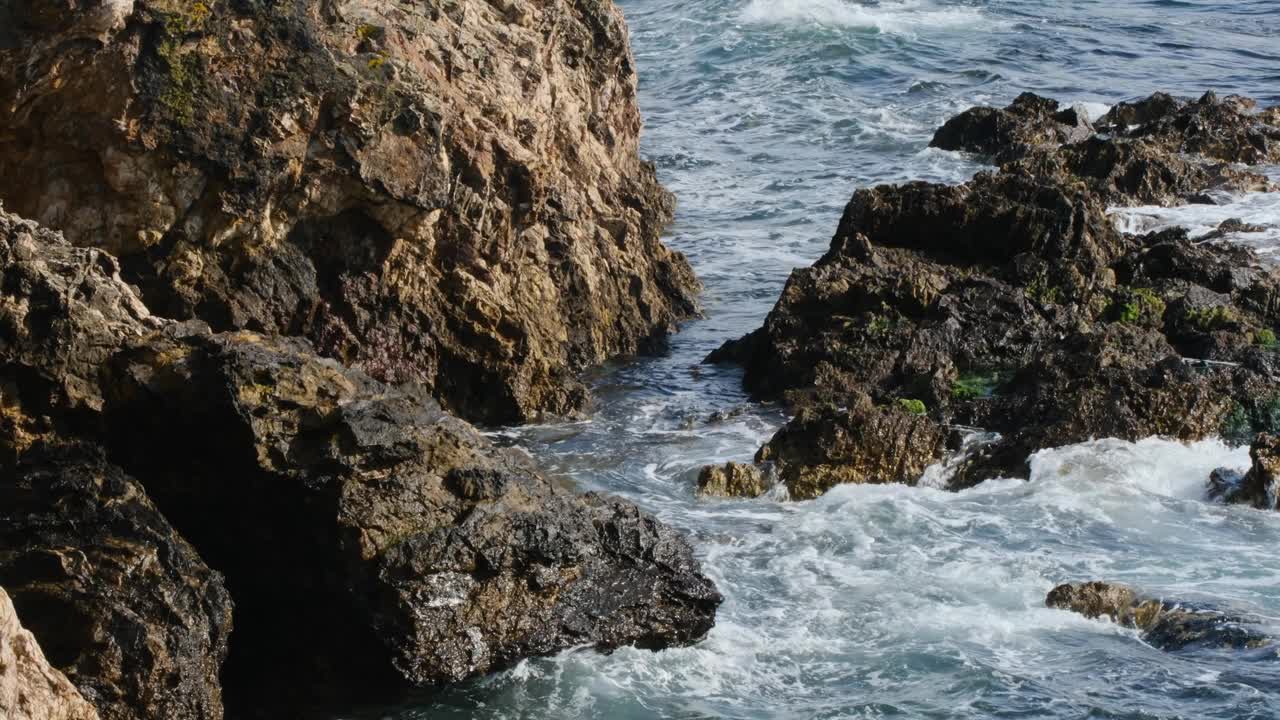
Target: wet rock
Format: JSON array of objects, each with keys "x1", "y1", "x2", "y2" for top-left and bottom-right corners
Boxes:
[
  {"x1": 0, "y1": 208, "x2": 721, "y2": 714},
  {"x1": 936, "y1": 91, "x2": 1279, "y2": 206},
  {"x1": 100, "y1": 328, "x2": 721, "y2": 712},
  {"x1": 930, "y1": 92, "x2": 1094, "y2": 163},
  {"x1": 698, "y1": 461, "x2": 769, "y2": 498},
  {"x1": 755, "y1": 398, "x2": 947, "y2": 500},
  {"x1": 1047, "y1": 581, "x2": 1274, "y2": 651},
  {"x1": 0, "y1": 0, "x2": 700, "y2": 425},
  {"x1": 1212, "y1": 434, "x2": 1280, "y2": 510},
  {"x1": 0, "y1": 587, "x2": 99, "y2": 720},
  {"x1": 0, "y1": 443, "x2": 232, "y2": 720},
  {"x1": 708, "y1": 100, "x2": 1280, "y2": 497},
  {"x1": 1097, "y1": 90, "x2": 1280, "y2": 165}
]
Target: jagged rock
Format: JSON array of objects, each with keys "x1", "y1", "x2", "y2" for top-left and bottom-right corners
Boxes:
[
  {"x1": 0, "y1": 443, "x2": 232, "y2": 720},
  {"x1": 1210, "y1": 434, "x2": 1280, "y2": 510},
  {"x1": 0, "y1": 0, "x2": 699, "y2": 425},
  {"x1": 753, "y1": 398, "x2": 947, "y2": 500},
  {"x1": 930, "y1": 92, "x2": 1095, "y2": 163},
  {"x1": 0, "y1": 587, "x2": 99, "y2": 720},
  {"x1": 1098, "y1": 90, "x2": 1280, "y2": 165},
  {"x1": 934, "y1": 91, "x2": 1279, "y2": 206},
  {"x1": 0, "y1": 208, "x2": 721, "y2": 714},
  {"x1": 0, "y1": 208, "x2": 162, "y2": 468},
  {"x1": 697, "y1": 462, "x2": 768, "y2": 498},
  {"x1": 1046, "y1": 581, "x2": 1273, "y2": 651},
  {"x1": 99, "y1": 328, "x2": 720, "y2": 713},
  {"x1": 708, "y1": 115, "x2": 1280, "y2": 496}
]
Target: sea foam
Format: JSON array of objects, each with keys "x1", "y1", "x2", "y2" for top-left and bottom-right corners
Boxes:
[{"x1": 739, "y1": 0, "x2": 986, "y2": 34}]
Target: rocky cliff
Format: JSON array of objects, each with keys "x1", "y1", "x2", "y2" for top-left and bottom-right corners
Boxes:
[{"x1": 0, "y1": 0, "x2": 699, "y2": 425}]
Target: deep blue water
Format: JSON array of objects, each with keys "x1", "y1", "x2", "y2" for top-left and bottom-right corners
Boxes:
[{"x1": 355, "y1": 2, "x2": 1280, "y2": 717}]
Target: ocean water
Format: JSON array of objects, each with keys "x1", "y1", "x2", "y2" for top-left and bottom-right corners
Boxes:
[{"x1": 364, "y1": 1, "x2": 1280, "y2": 717}]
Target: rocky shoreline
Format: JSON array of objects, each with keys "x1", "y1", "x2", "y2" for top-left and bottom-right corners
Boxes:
[
  {"x1": 703, "y1": 90, "x2": 1280, "y2": 501},
  {"x1": 4, "y1": 0, "x2": 1280, "y2": 718},
  {"x1": 1, "y1": 1, "x2": 718, "y2": 718}
]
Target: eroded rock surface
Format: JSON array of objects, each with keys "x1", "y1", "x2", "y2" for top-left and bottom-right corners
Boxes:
[
  {"x1": 0, "y1": 587, "x2": 99, "y2": 720},
  {"x1": 100, "y1": 328, "x2": 720, "y2": 709},
  {"x1": 0, "y1": 0, "x2": 699, "y2": 425},
  {"x1": 0, "y1": 208, "x2": 721, "y2": 715},
  {"x1": 1047, "y1": 581, "x2": 1274, "y2": 652},
  {"x1": 0, "y1": 443, "x2": 232, "y2": 720},
  {"x1": 706, "y1": 92, "x2": 1280, "y2": 498},
  {"x1": 1209, "y1": 433, "x2": 1280, "y2": 510},
  {"x1": 932, "y1": 91, "x2": 1280, "y2": 206}
]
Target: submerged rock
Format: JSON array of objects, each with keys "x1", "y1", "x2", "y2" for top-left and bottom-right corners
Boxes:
[
  {"x1": 1046, "y1": 581, "x2": 1274, "y2": 652},
  {"x1": 0, "y1": 0, "x2": 699, "y2": 425},
  {"x1": 706, "y1": 93, "x2": 1280, "y2": 498},
  {"x1": 0, "y1": 443, "x2": 232, "y2": 720},
  {"x1": 0, "y1": 587, "x2": 99, "y2": 720},
  {"x1": 1209, "y1": 434, "x2": 1280, "y2": 510}
]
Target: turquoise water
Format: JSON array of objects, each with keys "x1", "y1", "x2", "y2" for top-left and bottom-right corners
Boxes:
[{"x1": 360, "y1": 2, "x2": 1280, "y2": 717}]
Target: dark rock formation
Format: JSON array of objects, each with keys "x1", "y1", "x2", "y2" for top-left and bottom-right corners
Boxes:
[
  {"x1": 99, "y1": 328, "x2": 720, "y2": 711},
  {"x1": 1209, "y1": 434, "x2": 1280, "y2": 510},
  {"x1": 930, "y1": 92, "x2": 1094, "y2": 163},
  {"x1": 0, "y1": 0, "x2": 699, "y2": 425},
  {"x1": 0, "y1": 587, "x2": 99, "y2": 720},
  {"x1": 698, "y1": 462, "x2": 769, "y2": 498},
  {"x1": 1047, "y1": 581, "x2": 1274, "y2": 651},
  {"x1": 932, "y1": 91, "x2": 1280, "y2": 206},
  {"x1": 0, "y1": 443, "x2": 232, "y2": 720},
  {"x1": 0, "y1": 207, "x2": 721, "y2": 715},
  {"x1": 705, "y1": 94, "x2": 1280, "y2": 497}
]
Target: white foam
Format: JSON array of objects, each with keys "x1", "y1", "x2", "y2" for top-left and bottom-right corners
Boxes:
[
  {"x1": 1029, "y1": 437, "x2": 1247, "y2": 501},
  {"x1": 1109, "y1": 175, "x2": 1280, "y2": 253},
  {"x1": 739, "y1": 0, "x2": 987, "y2": 34}
]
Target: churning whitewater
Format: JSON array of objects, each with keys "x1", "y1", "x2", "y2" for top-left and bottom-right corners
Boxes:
[{"x1": 369, "y1": 1, "x2": 1280, "y2": 717}]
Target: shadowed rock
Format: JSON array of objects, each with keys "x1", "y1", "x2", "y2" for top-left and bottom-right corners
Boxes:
[
  {"x1": 0, "y1": 208, "x2": 722, "y2": 716},
  {"x1": 0, "y1": 0, "x2": 699, "y2": 425},
  {"x1": 0, "y1": 443, "x2": 232, "y2": 720},
  {"x1": 0, "y1": 587, "x2": 99, "y2": 720},
  {"x1": 1047, "y1": 581, "x2": 1274, "y2": 652},
  {"x1": 1209, "y1": 433, "x2": 1280, "y2": 510}
]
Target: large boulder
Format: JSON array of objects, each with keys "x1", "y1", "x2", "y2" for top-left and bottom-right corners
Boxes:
[
  {"x1": 99, "y1": 328, "x2": 720, "y2": 712},
  {"x1": 0, "y1": 0, "x2": 699, "y2": 425},
  {"x1": 1046, "y1": 581, "x2": 1273, "y2": 651},
  {"x1": 0, "y1": 443, "x2": 232, "y2": 720},
  {"x1": 707, "y1": 102, "x2": 1280, "y2": 496},
  {"x1": 933, "y1": 91, "x2": 1279, "y2": 206},
  {"x1": 0, "y1": 587, "x2": 99, "y2": 720},
  {"x1": 0, "y1": 207, "x2": 721, "y2": 714}
]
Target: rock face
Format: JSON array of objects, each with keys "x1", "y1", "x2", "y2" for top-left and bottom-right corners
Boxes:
[
  {"x1": 0, "y1": 444, "x2": 232, "y2": 720},
  {"x1": 101, "y1": 328, "x2": 721, "y2": 708},
  {"x1": 707, "y1": 92, "x2": 1280, "y2": 498},
  {"x1": 0, "y1": 0, "x2": 699, "y2": 425},
  {"x1": 1209, "y1": 434, "x2": 1280, "y2": 510},
  {"x1": 930, "y1": 92, "x2": 1095, "y2": 163},
  {"x1": 0, "y1": 207, "x2": 721, "y2": 716},
  {"x1": 1046, "y1": 581, "x2": 1274, "y2": 651},
  {"x1": 0, "y1": 587, "x2": 99, "y2": 720}
]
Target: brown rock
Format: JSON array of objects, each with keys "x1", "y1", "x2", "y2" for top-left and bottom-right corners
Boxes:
[
  {"x1": 0, "y1": 587, "x2": 99, "y2": 720},
  {"x1": 697, "y1": 462, "x2": 769, "y2": 498},
  {"x1": 0, "y1": 0, "x2": 700, "y2": 425}
]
